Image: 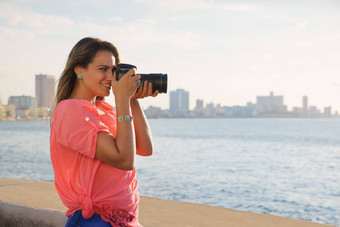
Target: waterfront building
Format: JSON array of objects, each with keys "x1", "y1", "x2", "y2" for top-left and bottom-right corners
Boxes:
[
  {"x1": 0, "y1": 105, "x2": 5, "y2": 120},
  {"x1": 170, "y1": 89, "x2": 189, "y2": 117},
  {"x1": 0, "y1": 95, "x2": 4, "y2": 120},
  {"x1": 7, "y1": 104, "x2": 16, "y2": 120},
  {"x1": 0, "y1": 104, "x2": 15, "y2": 120},
  {"x1": 215, "y1": 104, "x2": 226, "y2": 117},
  {"x1": 144, "y1": 106, "x2": 164, "y2": 118},
  {"x1": 302, "y1": 96, "x2": 309, "y2": 117},
  {"x1": 309, "y1": 106, "x2": 320, "y2": 117},
  {"x1": 35, "y1": 74, "x2": 55, "y2": 108},
  {"x1": 256, "y1": 92, "x2": 287, "y2": 116},
  {"x1": 324, "y1": 107, "x2": 331, "y2": 117},
  {"x1": 224, "y1": 104, "x2": 254, "y2": 118},
  {"x1": 195, "y1": 99, "x2": 204, "y2": 110},
  {"x1": 37, "y1": 107, "x2": 51, "y2": 119},
  {"x1": 292, "y1": 107, "x2": 302, "y2": 117},
  {"x1": 246, "y1": 102, "x2": 256, "y2": 117},
  {"x1": 8, "y1": 95, "x2": 34, "y2": 109},
  {"x1": 204, "y1": 102, "x2": 216, "y2": 117},
  {"x1": 194, "y1": 99, "x2": 204, "y2": 117},
  {"x1": 8, "y1": 95, "x2": 37, "y2": 119}
]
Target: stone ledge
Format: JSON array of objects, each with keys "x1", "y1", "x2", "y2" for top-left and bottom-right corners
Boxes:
[
  {"x1": 0, "y1": 202, "x2": 67, "y2": 227},
  {"x1": 0, "y1": 178, "x2": 335, "y2": 227}
]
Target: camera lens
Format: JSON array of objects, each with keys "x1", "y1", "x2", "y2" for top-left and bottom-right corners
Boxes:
[
  {"x1": 116, "y1": 63, "x2": 168, "y2": 94},
  {"x1": 140, "y1": 73, "x2": 167, "y2": 94}
]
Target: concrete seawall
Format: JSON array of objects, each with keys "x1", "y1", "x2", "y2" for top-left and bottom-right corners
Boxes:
[{"x1": 0, "y1": 178, "x2": 335, "y2": 227}]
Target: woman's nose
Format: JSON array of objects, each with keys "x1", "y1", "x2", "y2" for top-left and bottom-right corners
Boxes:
[{"x1": 107, "y1": 71, "x2": 114, "y2": 80}]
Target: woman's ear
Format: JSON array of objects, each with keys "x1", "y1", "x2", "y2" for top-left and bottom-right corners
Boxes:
[{"x1": 74, "y1": 65, "x2": 82, "y2": 76}]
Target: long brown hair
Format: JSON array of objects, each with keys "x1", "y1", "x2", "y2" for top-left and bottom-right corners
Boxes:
[{"x1": 50, "y1": 37, "x2": 120, "y2": 122}]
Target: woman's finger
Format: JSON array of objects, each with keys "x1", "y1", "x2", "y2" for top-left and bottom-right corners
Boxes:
[
  {"x1": 140, "y1": 81, "x2": 148, "y2": 97},
  {"x1": 121, "y1": 68, "x2": 136, "y2": 80},
  {"x1": 147, "y1": 82, "x2": 153, "y2": 97},
  {"x1": 152, "y1": 90, "x2": 159, "y2": 97},
  {"x1": 135, "y1": 82, "x2": 143, "y2": 95}
]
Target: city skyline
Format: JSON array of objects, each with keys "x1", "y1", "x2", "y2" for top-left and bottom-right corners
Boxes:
[
  {"x1": 0, "y1": 74, "x2": 55, "y2": 120},
  {"x1": 0, "y1": 82, "x2": 338, "y2": 114},
  {"x1": 2, "y1": 84, "x2": 337, "y2": 114},
  {"x1": 0, "y1": 0, "x2": 340, "y2": 112},
  {"x1": 169, "y1": 89, "x2": 336, "y2": 115},
  {"x1": 144, "y1": 89, "x2": 337, "y2": 118},
  {"x1": 0, "y1": 87, "x2": 338, "y2": 120}
]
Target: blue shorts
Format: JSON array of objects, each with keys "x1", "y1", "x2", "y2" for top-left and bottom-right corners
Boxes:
[{"x1": 65, "y1": 210, "x2": 111, "y2": 227}]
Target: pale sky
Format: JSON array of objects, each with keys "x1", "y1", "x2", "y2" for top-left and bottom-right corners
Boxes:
[{"x1": 0, "y1": 0, "x2": 339, "y2": 112}]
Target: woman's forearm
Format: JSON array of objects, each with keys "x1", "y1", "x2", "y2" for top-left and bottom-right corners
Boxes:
[
  {"x1": 130, "y1": 99, "x2": 153, "y2": 156},
  {"x1": 114, "y1": 97, "x2": 136, "y2": 167}
]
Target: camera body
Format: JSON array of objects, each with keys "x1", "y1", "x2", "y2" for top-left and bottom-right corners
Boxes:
[{"x1": 115, "y1": 63, "x2": 167, "y2": 94}]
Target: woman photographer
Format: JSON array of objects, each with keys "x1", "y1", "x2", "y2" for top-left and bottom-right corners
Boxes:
[{"x1": 50, "y1": 37, "x2": 158, "y2": 226}]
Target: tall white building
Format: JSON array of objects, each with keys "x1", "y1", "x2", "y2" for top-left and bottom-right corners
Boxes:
[
  {"x1": 35, "y1": 74, "x2": 55, "y2": 108},
  {"x1": 170, "y1": 89, "x2": 189, "y2": 117},
  {"x1": 256, "y1": 92, "x2": 287, "y2": 116}
]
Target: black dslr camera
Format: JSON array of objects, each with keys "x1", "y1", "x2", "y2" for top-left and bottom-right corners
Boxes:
[{"x1": 115, "y1": 63, "x2": 167, "y2": 94}]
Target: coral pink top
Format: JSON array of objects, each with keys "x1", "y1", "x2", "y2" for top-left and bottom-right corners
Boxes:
[{"x1": 50, "y1": 99, "x2": 141, "y2": 226}]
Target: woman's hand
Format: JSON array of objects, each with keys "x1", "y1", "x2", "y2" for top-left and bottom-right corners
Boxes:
[
  {"x1": 111, "y1": 68, "x2": 141, "y2": 100},
  {"x1": 131, "y1": 80, "x2": 159, "y2": 100}
]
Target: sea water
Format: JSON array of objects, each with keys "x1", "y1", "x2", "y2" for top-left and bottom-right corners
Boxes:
[{"x1": 0, "y1": 119, "x2": 339, "y2": 225}]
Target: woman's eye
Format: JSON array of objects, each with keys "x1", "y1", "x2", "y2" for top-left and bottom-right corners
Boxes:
[{"x1": 100, "y1": 68, "x2": 108, "y2": 72}]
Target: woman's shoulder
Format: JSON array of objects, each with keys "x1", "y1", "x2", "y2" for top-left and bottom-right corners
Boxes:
[
  {"x1": 58, "y1": 99, "x2": 95, "y2": 108},
  {"x1": 55, "y1": 99, "x2": 97, "y2": 115}
]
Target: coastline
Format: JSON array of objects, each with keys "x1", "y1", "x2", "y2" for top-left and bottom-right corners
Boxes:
[{"x1": 0, "y1": 177, "x2": 335, "y2": 227}]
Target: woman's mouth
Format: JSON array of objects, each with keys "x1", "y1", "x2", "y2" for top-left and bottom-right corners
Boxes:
[{"x1": 101, "y1": 83, "x2": 111, "y2": 88}]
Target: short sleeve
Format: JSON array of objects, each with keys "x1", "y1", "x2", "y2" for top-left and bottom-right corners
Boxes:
[{"x1": 53, "y1": 100, "x2": 110, "y2": 158}]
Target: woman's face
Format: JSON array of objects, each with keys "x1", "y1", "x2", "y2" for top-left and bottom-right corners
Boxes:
[{"x1": 80, "y1": 50, "x2": 115, "y2": 98}]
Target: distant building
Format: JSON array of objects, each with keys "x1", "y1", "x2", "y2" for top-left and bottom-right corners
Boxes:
[
  {"x1": 0, "y1": 104, "x2": 15, "y2": 120},
  {"x1": 194, "y1": 99, "x2": 204, "y2": 117},
  {"x1": 256, "y1": 92, "x2": 287, "y2": 116},
  {"x1": 170, "y1": 89, "x2": 189, "y2": 117},
  {"x1": 324, "y1": 107, "x2": 331, "y2": 117},
  {"x1": 195, "y1": 99, "x2": 204, "y2": 110},
  {"x1": 144, "y1": 106, "x2": 164, "y2": 118},
  {"x1": 8, "y1": 95, "x2": 37, "y2": 119},
  {"x1": 302, "y1": 96, "x2": 308, "y2": 117},
  {"x1": 204, "y1": 102, "x2": 216, "y2": 117},
  {"x1": 0, "y1": 105, "x2": 5, "y2": 120},
  {"x1": 292, "y1": 107, "x2": 302, "y2": 116},
  {"x1": 8, "y1": 95, "x2": 33, "y2": 109},
  {"x1": 309, "y1": 106, "x2": 320, "y2": 117},
  {"x1": 35, "y1": 74, "x2": 55, "y2": 108},
  {"x1": 225, "y1": 104, "x2": 254, "y2": 118},
  {"x1": 215, "y1": 104, "x2": 226, "y2": 117}
]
